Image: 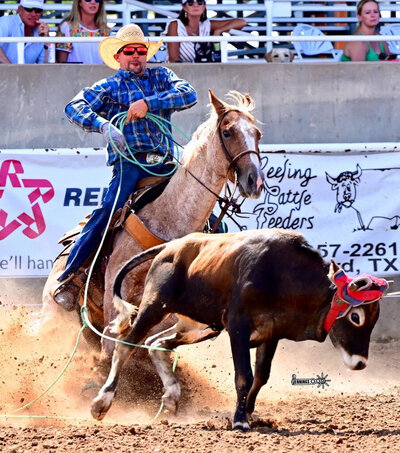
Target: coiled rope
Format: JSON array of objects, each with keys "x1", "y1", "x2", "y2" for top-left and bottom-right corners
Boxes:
[{"x1": 1, "y1": 112, "x2": 187, "y2": 422}]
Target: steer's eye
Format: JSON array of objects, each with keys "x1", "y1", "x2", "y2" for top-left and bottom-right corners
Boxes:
[
  {"x1": 351, "y1": 312, "x2": 360, "y2": 324},
  {"x1": 347, "y1": 307, "x2": 365, "y2": 327},
  {"x1": 223, "y1": 130, "x2": 231, "y2": 138}
]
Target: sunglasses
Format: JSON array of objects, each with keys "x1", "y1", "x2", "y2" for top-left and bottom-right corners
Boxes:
[
  {"x1": 23, "y1": 7, "x2": 43, "y2": 13},
  {"x1": 186, "y1": 0, "x2": 205, "y2": 6},
  {"x1": 83, "y1": 0, "x2": 102, "y2": 3},
  {"x1": 120, "y1": 46, "x2": 148, "y2": 56}
]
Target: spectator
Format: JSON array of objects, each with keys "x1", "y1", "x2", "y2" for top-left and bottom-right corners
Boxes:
[
  {"x1": 341, "y1": 0, "x2": 391, "y2": 61},
  {"x1": 165, "y1": 0, "x2": 246, "y2": 63},
  {"x1": 52, "y1": 24, "x2": 197, "y2": 310},
  {"x1": 56, "y1": 0, "x2": 111, "y2": 64},
  {"x1": 0, "y1": 0, "x2": 49, "y2": 64}
]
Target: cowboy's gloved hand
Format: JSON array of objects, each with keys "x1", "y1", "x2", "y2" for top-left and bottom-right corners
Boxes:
[{"x1": 101, "y1": 122, "x2": 127, "y2": 152}]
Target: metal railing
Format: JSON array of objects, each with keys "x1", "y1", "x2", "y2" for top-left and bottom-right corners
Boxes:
[
  {"x1": 1, "y1": 33, "x2": 400, "y2": 64},
  {"x1": 1, "y1": 0, "x2": 400, "y2": 37}
]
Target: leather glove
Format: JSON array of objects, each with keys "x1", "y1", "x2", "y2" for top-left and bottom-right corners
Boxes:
[{"x1": 101, "y1": 122, "x2": 127, "y2": 152}]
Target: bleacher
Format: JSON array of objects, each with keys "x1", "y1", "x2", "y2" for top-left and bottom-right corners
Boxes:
[{"x1": 1, "y1": 0, "x2": 400, "y2": 60}]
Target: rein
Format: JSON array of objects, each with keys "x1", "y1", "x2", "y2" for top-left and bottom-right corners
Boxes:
[{"x1": 104, "y1": 97, "x2": 258, "y2": 231}]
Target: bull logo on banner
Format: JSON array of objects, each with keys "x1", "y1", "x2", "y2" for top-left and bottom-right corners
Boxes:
[
  {"x1": 0, "y1": 159, "x2": 54, "y2": 240},
  {"x1": 326, "y1": 164, "x2": 400, "y2": 232}
]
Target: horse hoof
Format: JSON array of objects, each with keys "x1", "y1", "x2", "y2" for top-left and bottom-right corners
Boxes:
[
  {"x1": 161, "y1": 395, "x2": 178, "y2": 414},
  {"x1": 91, "y1": 394, "x2": 112, "y2": 420}
]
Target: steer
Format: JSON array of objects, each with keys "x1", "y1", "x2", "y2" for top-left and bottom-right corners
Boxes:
[{"x1": 91, "y1": 229, "x2": 388, "y2": 430}]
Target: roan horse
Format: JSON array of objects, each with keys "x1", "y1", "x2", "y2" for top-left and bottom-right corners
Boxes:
[
  {"x1": 91, "y1": 229, "x2": 387, "y2": 430},
  {"x1": 40, "y1": 90, "x2": 265, "y2": 355}
]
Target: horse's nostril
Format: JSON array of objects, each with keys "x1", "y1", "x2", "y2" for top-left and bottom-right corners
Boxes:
[{"x1": 248, "y1": 174, "x2": 255, "y2": 188}]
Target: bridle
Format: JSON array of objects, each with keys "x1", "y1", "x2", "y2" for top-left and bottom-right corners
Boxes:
[
  {"x1": 217, "y1": 109, "x2": 261, "y2": 172},
  {"x1": 103, "y1": 96, "x2": 262, "y2": 231}
]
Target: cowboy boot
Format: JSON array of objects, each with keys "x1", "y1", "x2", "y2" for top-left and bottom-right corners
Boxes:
[{"x1": 53, "y1": 269, "x2": 87, "y2": 311}]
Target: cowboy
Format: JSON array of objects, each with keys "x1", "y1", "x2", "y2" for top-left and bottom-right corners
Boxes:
[
  {"x1": 0, "y1": 0, "x2": 50, "y2": 64},
  {"x1": 53, "y1": 24, "x2": 197, "y2": 310}
]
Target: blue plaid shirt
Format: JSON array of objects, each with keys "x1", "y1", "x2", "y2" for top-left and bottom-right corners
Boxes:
[{"x1": 65, "y1": 66, "x2": 197, "y2": 165}]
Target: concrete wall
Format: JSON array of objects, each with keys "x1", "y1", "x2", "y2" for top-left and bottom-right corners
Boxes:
[
  {"x1": 1, "y1": 62, "x2": 399, "y2": 339},
  {"x1": 1, "y1": 62, "x2": 400, "y2": 148}
]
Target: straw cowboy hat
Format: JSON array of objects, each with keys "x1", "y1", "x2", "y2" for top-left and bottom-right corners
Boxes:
[{"x1": 99, "y1": 24, "x2": 163, "y2": 70}]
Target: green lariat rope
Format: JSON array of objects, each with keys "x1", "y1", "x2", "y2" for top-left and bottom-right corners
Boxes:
[{"x1": 0, "y1": 112, "x2": 186, "y2": 422}]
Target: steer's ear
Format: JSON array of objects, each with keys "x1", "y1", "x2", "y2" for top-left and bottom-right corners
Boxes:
[{"x1": 328, "y1": 260, "x2": 340, "y2": 282}]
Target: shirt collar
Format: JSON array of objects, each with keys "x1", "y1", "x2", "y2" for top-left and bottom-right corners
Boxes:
[{"x1": 117, "y1": 67, "x2": 151, "y2": 81}]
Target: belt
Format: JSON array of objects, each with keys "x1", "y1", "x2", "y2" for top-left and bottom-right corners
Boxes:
[{"x1": 134, "y1": 152, "x2": 171, "y2": 164}]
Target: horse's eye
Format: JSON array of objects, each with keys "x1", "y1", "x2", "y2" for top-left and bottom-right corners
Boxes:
[{"x1": 223, "y1": 130, "x2": 231, "y2": 138}]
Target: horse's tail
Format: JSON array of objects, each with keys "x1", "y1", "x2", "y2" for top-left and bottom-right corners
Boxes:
[{"x1": 111, "y1": 244, "x2": 167, "y2": 336}]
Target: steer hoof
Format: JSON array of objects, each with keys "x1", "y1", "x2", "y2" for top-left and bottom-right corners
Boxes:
[
  {"x1": 232, "y1": 420, "x2": 251, "y2": 431},
  {"x1": 91, "y1": 393, "x2": 113, "y2": 421}
]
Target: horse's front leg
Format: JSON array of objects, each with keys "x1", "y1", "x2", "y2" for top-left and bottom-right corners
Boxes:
[
  {"x1": 145, "y1": 316, "x2": 221, "y2": 413},
  {"x1": 91, "y1": 294, "x2": 168, "y2": 420},
  {"x1": 91, "y1": 340, "x2": 132, "y2": 420}
]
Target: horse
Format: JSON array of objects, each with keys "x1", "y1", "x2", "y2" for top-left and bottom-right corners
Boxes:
[{"x1": 40, "y1": 89, "x2": 265, "y2": 356}]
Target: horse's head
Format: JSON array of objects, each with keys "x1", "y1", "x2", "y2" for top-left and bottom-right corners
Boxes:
[{"x1": 210, "y1": 90, "x2": 265, "y2": 199}]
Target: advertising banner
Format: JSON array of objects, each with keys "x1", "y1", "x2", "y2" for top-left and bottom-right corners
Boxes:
[
  {"x1": 0, "y1": 150, "x2": 110, "y2": 277},
  {"x1": 222, "y1": 151, "x2": 400, "y2": 276},
  {"x1": 1, "y1": 149, "x2": 400, "y2": 277}
]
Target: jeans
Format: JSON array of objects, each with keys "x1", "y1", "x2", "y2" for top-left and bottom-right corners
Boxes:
[{"x1": 58, "y1": 158, "x2": 173, "y2": 282}]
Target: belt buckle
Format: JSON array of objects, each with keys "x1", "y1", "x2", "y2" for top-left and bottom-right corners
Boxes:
[{"x1": 146, "y1": 153, "x2": 163, "y2": 164}]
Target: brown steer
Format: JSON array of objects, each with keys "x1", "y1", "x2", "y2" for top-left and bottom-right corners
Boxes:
[{"x1": 91, "y1": 229, "x2": 387, "y2": 430}]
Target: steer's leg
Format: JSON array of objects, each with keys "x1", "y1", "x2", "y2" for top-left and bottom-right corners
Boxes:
[
  {"x1": 246, "y1": 339, "x2": 279, "y2": 416},
  {"x1": 228, "y1": 318, "x2": 253, "y2": 431},
  {"x1": 91, "y1": 297, "x2": 167, "y2": 420},
  {"x1": 145, "y1": 315, "x2": 221, "y2": 413}
]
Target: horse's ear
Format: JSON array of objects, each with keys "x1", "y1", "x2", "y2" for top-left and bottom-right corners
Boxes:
[
  {"x1": 209, "y1": 89, "x2": 230, "y2": 117},
  {"x1": 244, "y1": 93, "x2": 253, "y2": 106}
]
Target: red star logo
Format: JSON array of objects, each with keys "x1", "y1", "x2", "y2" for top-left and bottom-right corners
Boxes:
[{"x1": 0, "y1": 159, "x2": 55, "y2": 240}]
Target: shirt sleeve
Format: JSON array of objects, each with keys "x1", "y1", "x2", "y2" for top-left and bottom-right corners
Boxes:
[
  {"x1": 143, "y1": 67, "x2": 197, "y2": 112},
  {"x1": 65, "y1": 80, "x2": 110, "y2": 133},
  {"x1": 0, "y1": 16, "x2": 12, "y2": 38},
  {"x1": 56, "y1": 22, "x2": 72, "y2": 52}
]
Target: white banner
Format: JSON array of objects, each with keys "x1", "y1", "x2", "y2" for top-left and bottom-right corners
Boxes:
[
  {"x1": 0, "y1": 150, "x2": 110, "y2": 277},
  {"x1": 1, "y1": 150, "x2": 400, "y2": 277},
  {"x1": 222, "y1": 151, "x2": 400, "y2": 276}
]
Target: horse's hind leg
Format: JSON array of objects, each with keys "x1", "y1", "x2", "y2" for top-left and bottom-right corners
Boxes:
[
  {"x1": 90, "y1": 299, "x2": 167, "y2": 420},
  {"x1": 145, "y1": 315, "x2": 221, "y2": 413}
]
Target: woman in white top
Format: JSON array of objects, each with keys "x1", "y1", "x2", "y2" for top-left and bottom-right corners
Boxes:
[
  {"x1": 165, "y1": 0, "x2": 246, "y2": 63},
  {"x1": 56, "y1": 0, "x2": 111, "y2": 64}
]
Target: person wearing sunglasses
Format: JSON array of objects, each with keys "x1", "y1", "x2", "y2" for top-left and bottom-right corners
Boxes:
[
  {"x1": 56, "y1": 0, "x2": 111, "y2": 64},
  {"x1": 52, "y1": 24, "x2": 197, "y2": 310},
  {"x1": 341, "y1": 0, "x2": 391, "y2": 61},
  {"x1": 0, "y1": 0, "x2": 49, "y2": 64},
  {"x1": 164, "y1": 0, "x2": 246, "y2": 63}
]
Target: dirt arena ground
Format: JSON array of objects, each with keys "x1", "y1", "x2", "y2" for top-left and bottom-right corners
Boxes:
[{"x1": 0, "y1": 301, "x2": 399, "y2": 453}]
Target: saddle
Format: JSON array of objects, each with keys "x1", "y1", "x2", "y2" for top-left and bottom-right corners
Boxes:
[{"x1": 56, "y1": 173, "x2": 174, "y2": 326}]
